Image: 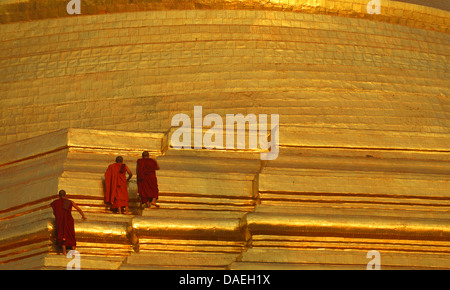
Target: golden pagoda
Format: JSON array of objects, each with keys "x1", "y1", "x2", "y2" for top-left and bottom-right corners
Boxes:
[{"x1": 0, "y1": 0, "x2": 449, "y2": 269}]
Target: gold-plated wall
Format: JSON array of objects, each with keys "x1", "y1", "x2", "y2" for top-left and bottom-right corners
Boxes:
[
  {"x1": 0, "y1": 128, "x2": 449, "y2": 269},
  {"x1": 0, "y1": 7, "x2": 448, "y2": 145},
  {"x1": 0, "y1": 0, "x2": 448, "y2": 32},
  {"x1": 0, "y1": 0, "x2": 449, "y2": 269}
]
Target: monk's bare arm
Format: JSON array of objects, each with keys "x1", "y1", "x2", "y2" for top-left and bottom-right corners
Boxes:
[
  {"x1": 154, "y1": 159, "x2": 160, "y2": 170},
  {"x1": 72, "y1": 201, "x2": 87, "y2": 220},
  {"x1": 126, "y1": 165, "x2": 133, "y2": 181}
]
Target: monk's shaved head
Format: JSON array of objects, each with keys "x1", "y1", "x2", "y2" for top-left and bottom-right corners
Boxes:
[{"x1": 58, "y1": 190, "x2": 66, "y2": 198}]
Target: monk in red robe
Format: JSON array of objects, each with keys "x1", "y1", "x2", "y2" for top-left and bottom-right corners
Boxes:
[
  {"x1": 136, "y1": 151, "x2": 160, "y2": 209},
  {"x1": 50, "y1": 190, "x2": 87, "y2": 255},
  {"x1": 104, "y1": 156, "x2": 133, "y2": 214}
]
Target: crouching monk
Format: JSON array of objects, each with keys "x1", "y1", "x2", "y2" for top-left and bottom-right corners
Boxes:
[
  {"x1": 51, "y1": 190, "x2": 87, "y2": 255},
  {"x1": 137, "y1": 151, "x2": 160, "y2": 209},
  {"x1": 105, "y1": 156, "x2": 132, "y2": 214}
]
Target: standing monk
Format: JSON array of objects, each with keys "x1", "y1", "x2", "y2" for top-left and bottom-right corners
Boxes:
[
  {"x1": 51, "y1": 190, "x2": 87, "y2": 255},
  {"x1": 104, "y1": 156, "x2": 133, "y2": 214},
  {"x1": 137, "y1": 151, "x2": 160, "y2": 209}
]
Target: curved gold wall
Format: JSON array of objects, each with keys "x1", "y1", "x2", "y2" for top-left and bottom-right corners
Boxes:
[
  {"x1": 0, "y1": 0, "x2": 449, "y2": 270},
  {"x1": 0, "y1": 0, "x2": 448, "y2": 32},
  {"x1": 0, "y1": 0, "x2": 449, "y2": 147}
]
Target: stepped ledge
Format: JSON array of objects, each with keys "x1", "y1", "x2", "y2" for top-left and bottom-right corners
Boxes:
[{"x1": 0, "y1": 128, "x2": 449, "y2": 269}]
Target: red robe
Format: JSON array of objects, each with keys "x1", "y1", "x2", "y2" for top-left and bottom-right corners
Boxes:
[
  {"x1": 137, "y1": 158, "x2": 159, "y2": 203},
  {"x1": 104, "y1": 163, "x2": 129, "y2": 208},
  {"x1": 51, "y1": 198, "x2": 76, "y2": 247}
]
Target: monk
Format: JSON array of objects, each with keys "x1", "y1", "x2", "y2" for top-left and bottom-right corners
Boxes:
[
  {"x1": 136, "y1": 151, "x2": 160, "y2": 209},
  {"x1": 50, "y1": 190, "x2": 87, "y2": 255},
  {"x1": 104, "y1": 156, "x2": 133, "y2": 214}
]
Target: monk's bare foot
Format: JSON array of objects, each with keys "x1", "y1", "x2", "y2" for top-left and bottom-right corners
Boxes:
[{"x1": 151, "y1": 203, "x2": 160, "y2": 208}]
